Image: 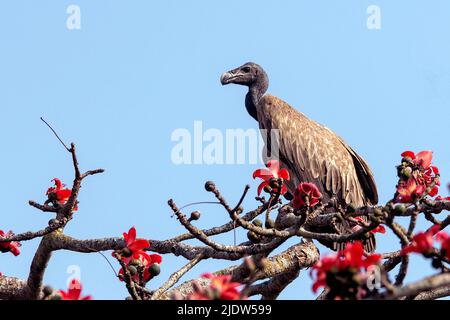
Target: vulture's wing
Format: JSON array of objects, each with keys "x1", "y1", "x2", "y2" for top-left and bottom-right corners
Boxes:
[
  {"x1": 336, "y1": 139, "x2": 378, "y2": 205},
  {"x1": 257, "y1": 94, "x2": 378, "y2": 252},
  {"x1": 257, "y1": 94, "x2": 375, "y2": 206}
]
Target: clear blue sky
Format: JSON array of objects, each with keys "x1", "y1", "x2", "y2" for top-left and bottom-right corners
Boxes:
[{"x1": 1, "y1": 1, "x2": 449, "y2": 300}]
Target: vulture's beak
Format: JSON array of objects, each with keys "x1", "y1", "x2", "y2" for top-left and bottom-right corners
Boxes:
[{"x1": 220, "y1": 71, "x2": 238, "y2": 85}]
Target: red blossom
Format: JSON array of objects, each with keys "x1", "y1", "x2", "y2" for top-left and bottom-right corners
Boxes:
[
  {"x1": 58, "y1": 279, "x2": 92, "y2": 300},
  {"x1": 436, "y1": 196, "x2": 450, "y2": 201},
  {"x1": 252, "y1": 160, "x2": 290, "y2": 196},
  {"x1": 0, "y1": 230, "x2": 21, "y2": 256},
  {"x1": 401, "y1": 225, "x2": 441, "y2": 256},
  {"x1": 310, "y1": 242, "x2": 380, "y2": 294},
  {"x1": 396, "y1": 151, "x2": 440, "y2": 203},
  {"x1": 292, "y1": 182, "x2": 322, "y2": 208},
  {"x1": 123, "y1": 227, "x2": 150, "y2": 256},
  {"x1": 436, "y1": 232, "x2": 450, "y2": 260},
  {"x1": 118, "y1": 250, "x2": 162, "y2": 283},
  {"x1": 396, "y1": 178, "x2": 425, "y2": 203},
  {"x1": 187, "y1": 273, "x2": 244, "y2": 300},
  {"x1": 117, "y1": 227, "x2": 161, "y2": 284},
  {"x1": 401, "y1": 150, "x2": 433, "y2": 169},
  {"x1": 46, "y1": 178, "x2": 78, "y2": 211},
  {"x1": 340, "y1": 242, "x2": 381, "y2": 270}
]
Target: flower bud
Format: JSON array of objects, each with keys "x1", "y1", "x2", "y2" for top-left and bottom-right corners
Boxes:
[
  {"x1": 128, "y1": 265, "x2": 138, "y2": 276},
  {"x1": 263, "y1": 185, "x2": 272, "y2": 193},
  {"x1": 121, "y1": 247, "x2": 132, "y2": 258},
  {"x1": 431, "y1": 258, "x2": 443, "y2": 269},
  {"x1": 394, "y1": 205, "x2": 407, "y2": 215},
  {"x1": 47, "y1": 192, "x2": 58, "y2": 202},
  {"x1": 284, "y1": 192, "x2": 294, "y2": 201},
  {"x1": 43, "y1": 285, "x2": 53, "y2": 297},
  {"x1": 130, "y1": 259, "x2": 142, "y2": 267},
  {"x1": 148, "y1": 263, "x2": 161, "y2": 277},
  {"x1": 401, "y1": 167, "x2": 412, "y2": 179},
  {"x1": 188, "y1": 211, "x2": 201, "y2": 222},
  {"x1": 265, "y1": 218, "x2": 275, "y2": 229},
  {"x1": 48, "y1": 219, "x2": 59, "y2": 226},
  {"x1": 402, "y1": 157, "x2": 413, "y2": 164},
  {"x1": 269, "y1": 178, "x2": 280, "y2": 189},
  {"x1": 204, "y1": 181, "x2": 216, "y2": 192},
  {"x1": 252, "y1": 219, "x2": 263, "y2": 227}
]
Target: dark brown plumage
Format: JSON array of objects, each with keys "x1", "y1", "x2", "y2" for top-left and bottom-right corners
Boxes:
[{"x1": 221, "y1": 62, "x2": 378, "y2": 252}]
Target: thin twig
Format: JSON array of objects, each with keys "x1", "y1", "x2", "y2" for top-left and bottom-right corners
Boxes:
[{"x1": 40, "y1": 117, "x2": 70, "y2": 152}]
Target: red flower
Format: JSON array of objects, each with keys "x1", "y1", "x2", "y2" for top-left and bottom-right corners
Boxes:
[
  {"x1": 436, "y1": 196, "x2": 450, "y2": 201},
  {"x1": 187, "y1": 274, "x2": 244, "y2": 300},
  {"x1": 340, "y1": 242, "x2": 381, "y2": 270},
  {"x1": 310, "y1": 255, "x2": 337, "y2": 293},
  {"x1": 310, "y1": 242, "x2": 380, "y2": 294},
  {"x1": 396, "y1": 178, "x2": 425, "y2": 203},
  {"x1": 401, "y1": 225, "x2": 441, "y2": 256},
  {"x1": 118, "y1": 251, "x2": 162, "y2": 283},
  {"x1": 46, "y1": 178, "x2": 77, "y2": 210},
  {"x1": 117, "y1": 227, "x2": 161, "y2": 284},
  {"x1": 396, "y1": 151, "x2": 440, "y2": 203},
  {"x1": 123, "y1": 227, "x2": 150, "y2": 256},
  {"x1": 252, "y1": 160, "x2": 290, "y2": 196},
  {"x1": 0, "y1": 230, "x2": 21, "y2": 256},
  {"x1": 58, "y1": 279, "x2": 92, "y2": 300},
  {"x1": 401, "y1": 150, "x2": 433, "y2": 169},
  {"x1": 292, "y1": 183, "x2": 322, "y2": 208},
  {"x1": 436, "y1": 231, "x2": 450, "y2": 260},
  {"x1": 353, "y1": 217, "x2": 386, "y2": 234}
]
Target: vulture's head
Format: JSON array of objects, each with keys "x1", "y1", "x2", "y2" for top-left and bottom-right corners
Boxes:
[{"x1": 220, "y1": 62, "x2": 267, "y2": 87}]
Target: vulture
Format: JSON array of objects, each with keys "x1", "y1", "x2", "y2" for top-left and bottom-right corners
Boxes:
[{"x1": 220, "y1": 62, "x2": 378, "y2": 252}]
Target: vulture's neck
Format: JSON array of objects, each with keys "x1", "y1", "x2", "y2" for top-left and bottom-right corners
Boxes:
[{"x1": 245, "y1": 75, "x2": 269, "y2": 121}]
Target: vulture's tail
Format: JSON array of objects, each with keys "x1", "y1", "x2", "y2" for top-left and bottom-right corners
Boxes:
[{"x1": 331, "y1": 218, "x2": 376, "y2": 253}]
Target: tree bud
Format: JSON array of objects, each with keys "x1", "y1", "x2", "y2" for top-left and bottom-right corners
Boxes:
[
  {"x1": 121, "y1": 247, "x2": 132, "y2": 258},
  {"x1": 48, "y1": 219, "x2": 59, "y2": 226},
  {"x1": 130, "y1": 259, "x2": 142, "y2": 267},
  {"x1": 148, "y1": 263, "x2": 161, "y2": 277},
  {"x1": 252, "y1": 219, "x2": 263, "y2": 227},
  {"x1": 128, "y1": 265, "x2": 138, "y2": 276},
  {"x1": 394, "y1": 205, "x2": 407, "y2": 215},
  {"x1": 401, "y1": 167, "x2": 412, "y2": 179},
  {"x1": 188, "y1": 211, "x2": 201, "y2": 222},
  {"x1": 265, "y1": 218, "x2": 275, "y2": 229},
  {"x1": 269, "y1": 178, "x2": 280, "y2": 189},
  {"x1": 204, "y1": 181, "x2": 216, "y2": 192},
  {"x1": 43, "y1": 285, "x2": 53, "y2": 297}
]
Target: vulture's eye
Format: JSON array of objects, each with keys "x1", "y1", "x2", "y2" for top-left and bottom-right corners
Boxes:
[{"x1": 241, "y1": 67, "x2": 251, "y2": 73}]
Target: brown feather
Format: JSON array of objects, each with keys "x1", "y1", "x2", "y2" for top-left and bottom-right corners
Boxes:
[{"x1": 257, "y1": 94, "x2": 378, "y2": 252}]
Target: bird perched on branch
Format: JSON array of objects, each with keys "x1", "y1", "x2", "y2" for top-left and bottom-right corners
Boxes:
[{"x1": 220, "y1": 62, "x2": 378, "y2": 252}]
